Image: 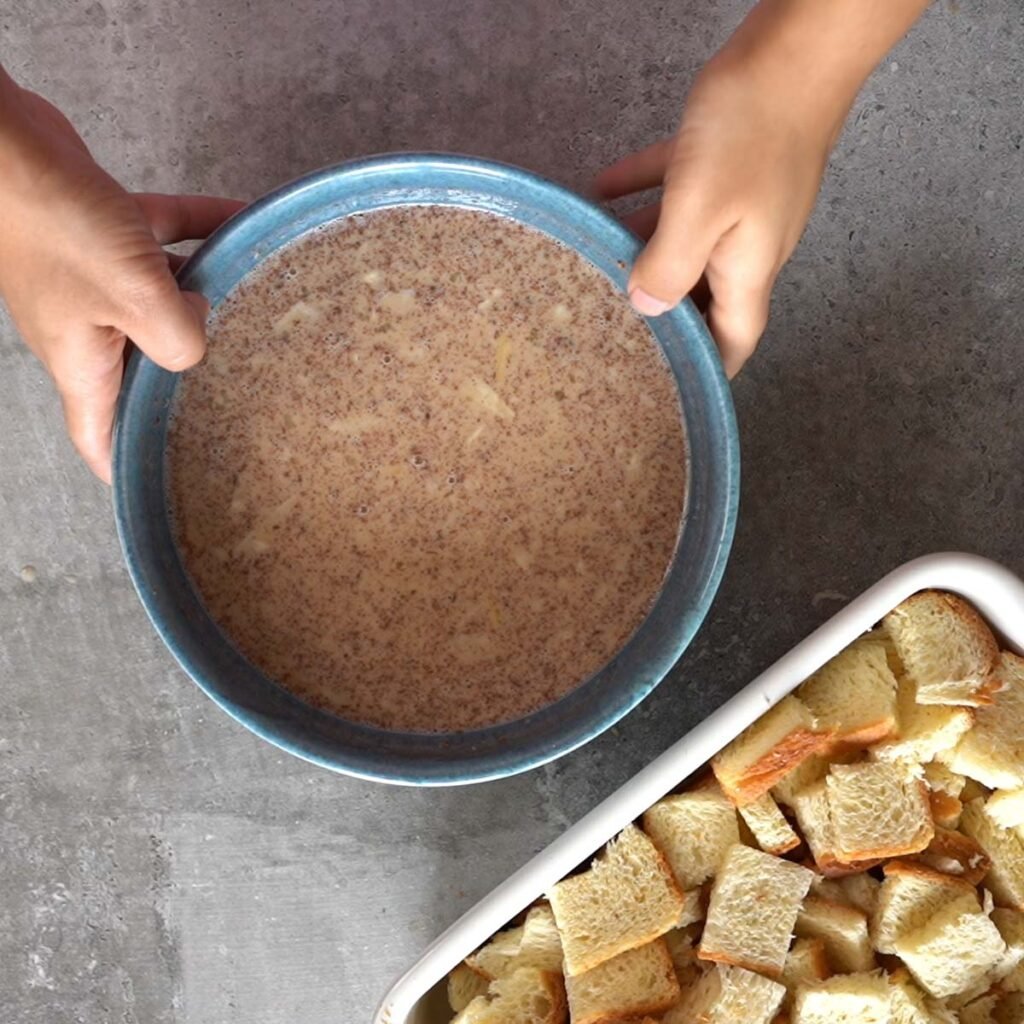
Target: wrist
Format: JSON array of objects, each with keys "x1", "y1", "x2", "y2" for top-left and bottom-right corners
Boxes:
[
  {"x1": 0, "y1": 77, "x2": 49, "y2": 193},
  {"x1": 713, "y1": 0, "x2": 930, "y2": 146}
]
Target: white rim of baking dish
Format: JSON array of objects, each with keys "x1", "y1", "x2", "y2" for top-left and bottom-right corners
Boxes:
[{"x1": 374, "y1": 550, "x2": 1024, "y2": 1024}]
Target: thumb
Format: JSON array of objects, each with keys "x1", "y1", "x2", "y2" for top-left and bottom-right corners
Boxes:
[
  {"x1": 118, "y1": 270, "x2": 211, "y2": 372},
  {"x1": 627, "y1": 167, "x2": 730, "y2": 318}
]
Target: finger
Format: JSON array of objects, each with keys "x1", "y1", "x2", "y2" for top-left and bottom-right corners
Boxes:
[
  {"x1": 706, "y1": 281, "x2": 772, "y2": 378},
  {"x1": 622, "y1": 202, "x2": 662, "y2": 242},
  {"x1": 49, "y1": 328, "x2": 126, "y2": 483},
  {"x1": 621, "y1": 203, "x2": 714, "y2": 313},
  {"x1": 133, "y1": 193, "x2": 245, "y2": 245},
  {"x1": 592, "y1": 138, "x2": 674, "y2": 201},
  {"x1": 626, "y1": 176, "x2": 728, "y2": 317},
  {"x1": 117, "y1": 269, "x2": 211, "y2": 371},
  {"x1": 690, "y1": 273, "x2": 711, "y2": 315}
]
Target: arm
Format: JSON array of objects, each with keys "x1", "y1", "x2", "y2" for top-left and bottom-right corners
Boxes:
[
  {"x1": 596, "y1": 0, "x2": 932, "y2": 376},
  {"x1": 0, "y1": 68, "x2": 243, "y2": 480}
]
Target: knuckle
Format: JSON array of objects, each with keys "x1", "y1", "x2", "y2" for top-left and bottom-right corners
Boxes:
[{"x1": 117, "y1": 266, "x2": 175, "y2": 322}]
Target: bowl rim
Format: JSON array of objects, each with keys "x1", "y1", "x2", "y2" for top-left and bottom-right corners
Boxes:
[{"x1": 112, "y1": 151, "x2": 740, "y2": 785}]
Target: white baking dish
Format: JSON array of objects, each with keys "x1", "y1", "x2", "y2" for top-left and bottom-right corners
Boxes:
[{"x1": 374, "y1": 552, "x2": 1024, "y2": 1024}]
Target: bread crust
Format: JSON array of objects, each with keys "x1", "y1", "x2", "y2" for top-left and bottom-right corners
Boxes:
[
  {"x1": 550, "y1": 827, "x2": 686, "y2": 977},
  {"x1": 567, "y1": 942, "x2": 679, "y2": 1024},
  {"x1": 818, "y1": 854, "x2": 884, "y2": 878},
  {"x1": 718, "y1": 729, "x2": 834, "y2": 807},
  {"x1": 539, "y1": 971, "x2": 568, "y2": 1024},
  {"x1": 909, "y1": 826, "x2": 992, "y2": 885},
  {"x1": 928, "y1": 790, "x2": 963, "y2": 829},
  {"x1": 887, "y1": 591, "x2": 1000, "y2": 706},
  {"x1": 881, "y1": 858, "x2": 978, "y2": 895},
  {"x1": 829, "y1": 718, "x2": 897, "y2": 751},
  {"x1": 831, "y1": 778, "x2": 935, "y2": 863},
  {"x1": 697, "y1": 945, "x2": 787, "y2": 979}
]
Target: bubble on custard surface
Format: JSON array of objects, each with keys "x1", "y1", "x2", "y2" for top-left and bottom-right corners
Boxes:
[
  {"x1": 410, "y1": 454, "x2": 428, "y2": 471},
  {"x1": 354, "y1": 504, "x2": 369, "y2": 518}
]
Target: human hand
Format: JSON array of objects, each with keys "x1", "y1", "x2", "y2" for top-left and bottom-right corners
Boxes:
[
  {"x1": 595, "y1": 53, "x2": 838, "y2": 378},
  {"x1": 596, "y1": 0, "x2": 930, "y2": 378},
  {"x1": 0, "y1": 72, "x2": 244, "y2": 481}
]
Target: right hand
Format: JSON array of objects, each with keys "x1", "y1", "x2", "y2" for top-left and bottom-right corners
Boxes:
[
  {"x1": 595, "y1": 48, "x2": 840, "y2": 379},
  {"x1": 0, "y1": 71, "x2": 244, "y2": 482},
  {"x1": 595, "y1": 0, "x2": 930, "y2": 379}
]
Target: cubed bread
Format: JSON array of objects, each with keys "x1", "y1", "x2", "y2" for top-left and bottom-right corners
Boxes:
[
  {"x1": 663, "y1": 963, "x2": 785, "y2": 1024},
  {"x1": 466, "y1": 924, "x2": 525, "y2": 980},
  {"x1": 893, "y1": 891, "x2": 1007, "y2": 999},
  {"x1": 959, "y1": 993, "x2": 1002, "y2": 1024},
  {"x1": 987, "y1": 790, "x2": 1024, "y2": 830},
  {"x1": 789, "y1": 778, "x2": 880, "y2": 876},
  {"x1": 791, "y1": 971, "x2": 891, "y2": 1024},
  {"x1": 837, "y1": 873, "x2": 881, "y2": 916},
  {"x1": 998, "y1": 992, "x2": 1024, "y2": 1023},
  {"x1": 871, "y1": 675, "x2": 975, "y2": 763},
  {"x1": 739, "y1": 792, "x2": 802, "y2": 855},
  {"x1": 712, "y1": 696, "x2": 831, "y2": 806},
  {"x1": 862, "y1": 624, "x2": 904, "y2": 674},
  {"x1": 808, "y1": 874, "x2": 849, "y2": 903},
  {"x1": 453, "y1": 966, "x2": 567, "y2": 1024},
  {"x1": 1007, "y1": 961, "x2": 1024, "y2": 994},
  {"x1": 962, "y1": 777, "x2": 995, "y2": 802},
  {"x1": 809, "y1": 872, "x2": 881, "y2": 915},
  {"x1": 548, "y1": 824, "x2": 684, "y2": 976},
  {"x1": 794, "y1": 896, "x2": 875, "y2": 973},
  {"x1": 947, "y1": 652, "x2": 1024, "y2": 789},
  {"x1": 887, "y1": 968, "x2": 959, "y2": 1024},
  {"x1": 663, "y1": 926, "x2": 701, "y2": 987},
  {"x1": 883, "y1": 591, "x2": 1000, "y2": 706},
  {"x1": 781, "y1": 936, "x2": 831, "y2": 993},
  {"x1": 797, "y1": 639, "x2": 899, "y2": 748},
  {"x1": 925, "y1": 762, "x2": 968, "y2": 799},
  {"x1": 677, "y1": 887, "x2": 705, "y2": 928},
  {"x1": 992, "y1": 908, "x2": 1024, "y2": 987},
  {"x1": 699, "y1": 844, "x2": 814, "y2": 977},
  {"x1": 789, "y1": 779, "x2": 841, "y2": 874},
  {"x1": 642, "y1": 785, "x2": 739, "y2": 892},
  {"x1": 924, "y1": 762, "x2": 967, "y2": 828},
  {"x1": 517, "y1": 904, "x2": 563, "y2": 974},
  {"x1": 449, "y1": 963, "x2": 490, "y2": 1013},
  {"x1": 927, "y1": 790, "x2": 963, "y2": 830},
  {"x1": 909, "y1": 825, "x2": 992, "y2": 885},
  {"x1": 960, "y1": 798, "x2": 1024, "y2": 909},
  {"x1": 826, "y1": 761, "x2": 934, "y2": 861},
  {"x1": 871, "y1": 859, "x2": 977, "y2": 954},
  {"x1": 564, "y1": 939, "x2": 680, "y2": 1024},
  {"x1": 773, "y1": 755, "x2": 833, "y2": 809}
]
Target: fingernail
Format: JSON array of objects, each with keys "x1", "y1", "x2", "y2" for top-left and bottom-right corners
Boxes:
[{"x1": 629, "y1": 287, "x2": 672, "y2": 317}]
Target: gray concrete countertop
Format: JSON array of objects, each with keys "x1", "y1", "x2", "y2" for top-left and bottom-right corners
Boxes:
[{"x1": 2, "y1": 2, "x2": 1022, "y2": 1021}]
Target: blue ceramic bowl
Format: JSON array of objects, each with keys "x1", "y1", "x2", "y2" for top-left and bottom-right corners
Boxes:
[{"x1": 112, "y1": 153, "x2": 739, "y2": 785}]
